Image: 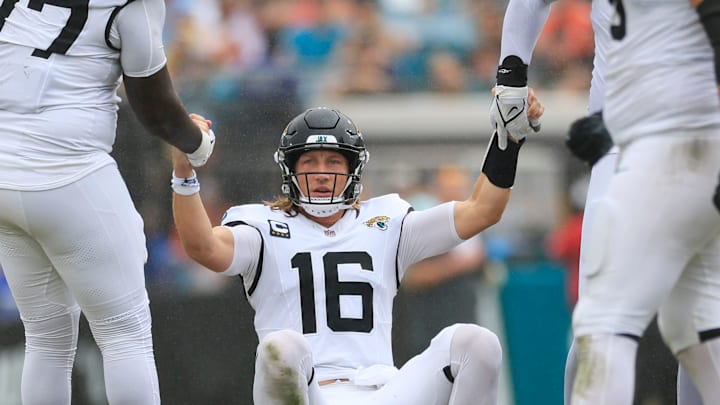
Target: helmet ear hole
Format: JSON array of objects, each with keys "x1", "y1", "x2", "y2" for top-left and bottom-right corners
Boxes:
[{"x1": 352, "y1": 183, "x2": 363, "y2": 198}]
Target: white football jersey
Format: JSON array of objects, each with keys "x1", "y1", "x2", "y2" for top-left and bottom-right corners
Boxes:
[
  {"x1": 221, "y1": 194, "x2": 461, "y2": 382},
  {"x1": 603, "y1": 0, "x2": 720, "y2": 145},
  {"x1": 588, "y1": 0, "x2": 612, "y2": 113},
  {"x1": 0, "y1": 0, "x2": 166, "y2": 190}
]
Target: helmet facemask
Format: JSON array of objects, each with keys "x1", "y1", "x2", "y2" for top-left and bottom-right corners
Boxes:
[
  {"x1": 275, "y1": 107, "x2": 369, "y2": 218},
  {"x1": 275, "y1": 146, "x2": 368, "y2": 217}
]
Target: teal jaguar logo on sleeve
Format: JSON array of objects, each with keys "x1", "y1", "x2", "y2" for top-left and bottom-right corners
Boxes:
[{"x1": 365, "y1": 216, "x2": 390, "y2": 231}]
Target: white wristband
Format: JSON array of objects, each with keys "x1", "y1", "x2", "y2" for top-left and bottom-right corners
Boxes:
[{"x1": 171, "y1": 170, "x2": 200, "y2": 196}]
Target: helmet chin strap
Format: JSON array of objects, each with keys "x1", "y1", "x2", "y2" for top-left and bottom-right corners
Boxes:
[
  {"x1": 299, "y1": 200, "x2": 351, "y2": 218},
  {"x1": 291, "y1": 173, "x2": 355, "y2": 218}
]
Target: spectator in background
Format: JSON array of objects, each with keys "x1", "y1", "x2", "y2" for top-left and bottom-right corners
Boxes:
[
  {"x1": 278, "y1": 0, "x2": 347, "y2": 68},
  {"x1": 212, "y1": 0, "x2": 269, "y2": 73},
  {"x1": 164, "y1": 0, "x2": 269, "y2": 86},
  {"x1": 532, "y1": 0, "x2": 594, "y2": 90},
  {"x1": 469, "y1": 44, "x2": 502, "y2": 91},
  {"x1": 277, "y1": 0, "x2": 349, "y2": 99},
  {"x1": 394, "y1": 165, "x2": 487, "y2": 365},
  {"x1": 326, "y1": 0, "x2": 416, "y2": 96},
  {"x1": 160, "y1": 0, "x2": 597, "y2": 96},
  {"x1": 428, "y1": 50, "x2": 470, "y2": 93},
  {"x1": 470, "y1": 1, "x2": 504, "y2": 53}
]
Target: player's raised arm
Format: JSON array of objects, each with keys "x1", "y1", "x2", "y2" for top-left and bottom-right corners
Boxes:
[
  {"x1": 498, "y1": 0, "x2": 554, "y2": 65},
  {"x1": 170, "y1": 117, "x2": 235, "y2": 273},
  {"x1": 489, "y1": 0, "x2": 553, "y2": 149},
  {"x1": 454, "y1": 91, "x2": 544, "y2": 239},
  {"x1": 111, "y1": 0, "x2": 215, "y2": 167}
]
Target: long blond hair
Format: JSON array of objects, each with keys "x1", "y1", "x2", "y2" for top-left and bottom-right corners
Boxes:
[{"x1": 264, "y1": 196, "x2": 299, "y2": 216}]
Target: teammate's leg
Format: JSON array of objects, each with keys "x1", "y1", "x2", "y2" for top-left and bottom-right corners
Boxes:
[
  {"x1": 677, "y1": 366, "x2": 703, "y2": 405},
  {"x1": 253, "y1": 329, "x2": 320, "y2": 405},
  {"x1": 563, "y1": 341, "x2": 578, "y2": 405},
  {"x1": 676, "y1": 341, "x2": 720, "y2": 403},
  {"x1": 0, "y1": 203, "x2": 80, "y2": 405},
  {"x1": 573, "y1": 333, "x2": 639, "y2": 404},
  {"x1": 571, "y1": 136, "x2": 720, "y2": 405},
  {"x1": 21, "y1": 165, "x2": 161, "y2": 404},
  {"x1": 564, "y1": 150, "x2": 618, "y2": 404},
  {"x1": 447, "y1": 324, "x2": 502, "y2": 404},
  {"x1": 373, "y1": 323, "x2": 502, "y2": 405},
  {"x1": 659, "y1": 232, "x2": 720, "y2": 405}
]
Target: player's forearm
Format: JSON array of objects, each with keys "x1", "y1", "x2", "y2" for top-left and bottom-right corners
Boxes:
[
  {"x1": 172, "y1": 194, "x2": 217, "y2": 259},
  {"x1": 403, "y1": 252, "x2": 484, "y2": 291},
  {"x1": 500, "y1": 0, "x2": 553, "y2": 64},
  {"x1": 123, "y1": 67, "x2": 202, "y2": 153},
  {"x1": 454, "y1": 175, "x2": 511, "y2": 240},
  {"x1": 171, "y1": 154, "x2": 219, "y2": 265}
]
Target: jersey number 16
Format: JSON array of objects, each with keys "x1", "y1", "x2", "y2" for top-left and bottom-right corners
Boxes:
[{"x1": 292, "y1": 251, "x2": 375, "y2": 334}]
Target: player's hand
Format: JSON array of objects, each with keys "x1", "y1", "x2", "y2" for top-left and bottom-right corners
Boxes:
[
  {"x1": 566, "y1": 111, "x2": 614, "y2": 167},
  {"x1": 527, "y1": 87, "x2": 544, "y2": 126},
  {"x1": 490, "y1": 85, "x2": 542, "y2": 150},
  {"x1": 186, "y1": 113, "x2": 215, "y2": 167}
]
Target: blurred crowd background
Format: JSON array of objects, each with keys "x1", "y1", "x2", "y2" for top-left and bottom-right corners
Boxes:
[{"x1": 0, "y1": 1, "x2": 678, "y2": 404}]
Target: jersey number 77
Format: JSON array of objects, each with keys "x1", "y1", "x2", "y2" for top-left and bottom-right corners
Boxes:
[{"x1": 0, "y1": 0, "x2": 89, "y2": 58}]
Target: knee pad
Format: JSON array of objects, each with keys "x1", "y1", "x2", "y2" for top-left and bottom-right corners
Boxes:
[
  {"x1": 256, "y1": 329, "x2": 313, "y2": 378},
  {"x1": 23, "y1": 306, "x2": 81, "y2": 356},
  {"x1": 254, "y1": 329, "x2": 314, "y2": 404},
  {"x1": 449, "y1": 324, "x2": 502, "y2": 378},
  {"x1": 88, "y1": 303, "x2": 154, "y2": 359}
]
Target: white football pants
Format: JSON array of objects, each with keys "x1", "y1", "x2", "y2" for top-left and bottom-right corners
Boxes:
[
  {"x1": 0, "y1": 164, "x2": 159, "y2": 405},
  {"x1": 254, "y1": 323, "x2": 502, "y2": 405},
  {"x1": 572, "y1": 134, "x2": 720, "y2": 405}
]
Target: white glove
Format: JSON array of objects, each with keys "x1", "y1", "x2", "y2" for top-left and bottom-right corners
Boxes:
[
  {"x1": 490, "y1": 85, "x2": 541, "y2": 150},
  {"x1": 186, "y1": 128, "x2": 215, "y2": 167}
]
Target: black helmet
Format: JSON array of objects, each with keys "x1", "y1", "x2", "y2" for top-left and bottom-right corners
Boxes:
[{"x1": 274, "y1": 107, "x2": 369, "y2": 216}]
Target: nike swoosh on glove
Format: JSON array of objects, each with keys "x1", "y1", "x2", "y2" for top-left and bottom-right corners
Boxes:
[{"x1": 490, "y1": 85, "x2": 541, "y2": 150}]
